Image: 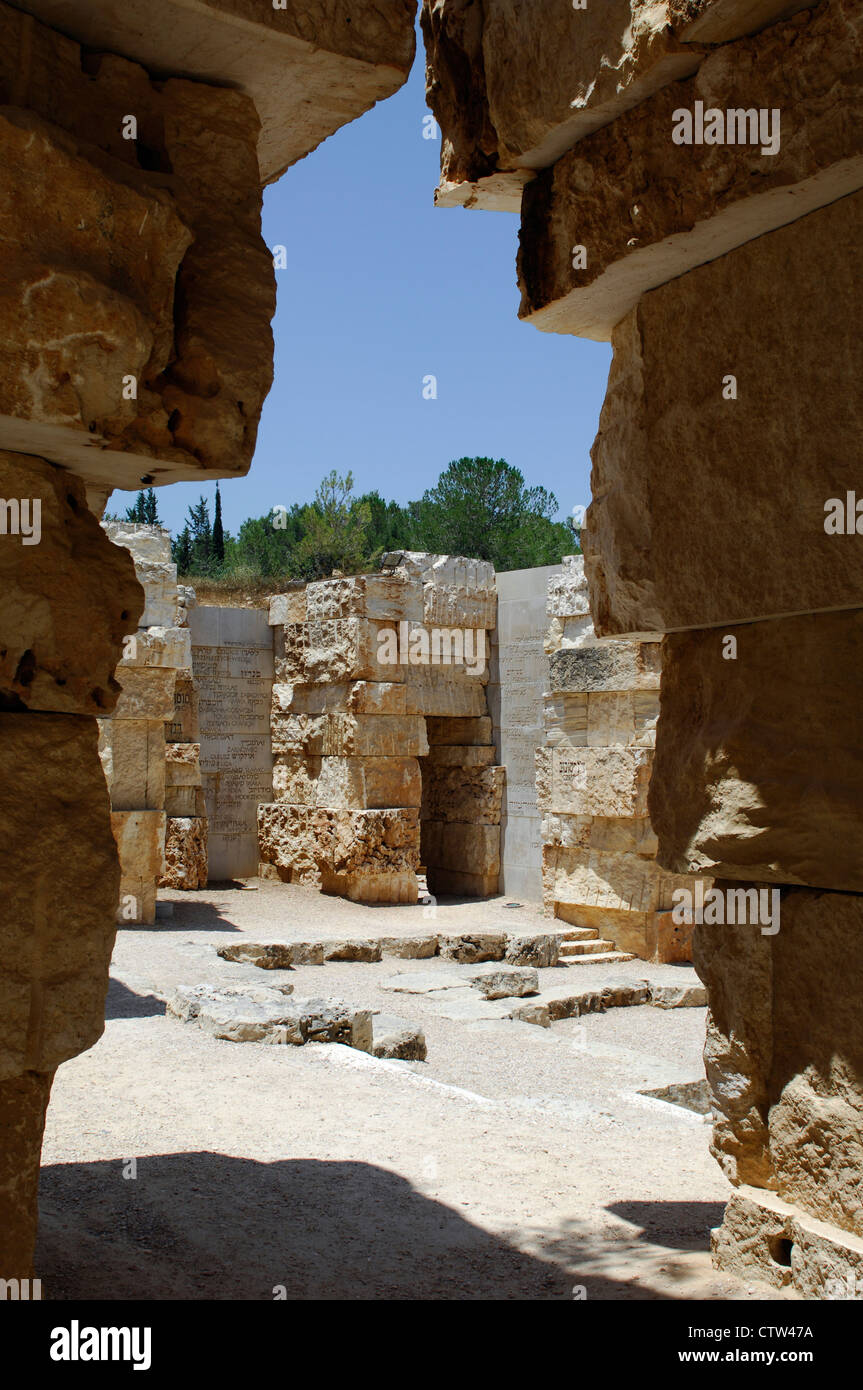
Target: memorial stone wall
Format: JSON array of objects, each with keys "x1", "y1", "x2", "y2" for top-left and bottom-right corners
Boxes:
[
  {"x1": 189, "y1": 607, "x2": 275, "y2": 881},
  {"x1": 488, "y1": 564, "x2": 562, "y2": 901}
]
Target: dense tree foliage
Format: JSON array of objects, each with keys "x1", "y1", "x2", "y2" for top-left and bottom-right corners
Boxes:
[{"x1": 170, "y1": 460, "x2": 578, "y2": 582}]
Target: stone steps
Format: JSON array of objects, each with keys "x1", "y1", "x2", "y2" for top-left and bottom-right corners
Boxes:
[
  {"x1": 560, "y1": 927, "x2": 600, "y2": 942},
  {"x1": 562, "y1": 950, "x2": 636, "y2": 966},
  {"x1": 560, "y1": 938, "x2": 615, "y2": 956}
]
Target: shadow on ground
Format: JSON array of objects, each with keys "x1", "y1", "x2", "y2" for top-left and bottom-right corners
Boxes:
[
  {"x1": 35, "y1": 1153, "x2": 681, "y2": 1301},
  {"x1": 105, "y1": 979, "x2": 166, "y2": 1021}
]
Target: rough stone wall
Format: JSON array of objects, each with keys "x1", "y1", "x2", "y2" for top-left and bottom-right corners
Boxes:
[
  {"x1": 259, "y1": 558, "x2": 501, "y2": 903},
  {"x1": 538, "y1": 556, "x2": 699, "y2": 963},
  {"x1": 98, "y1": 523, "x2": 207, "y2": 916},
  {"x1": 424, "y1": 0, "x2": 863, "y2": 1293},
  {"x1": 0, "y1": 0, "x2": 416, "y2": 1283}
]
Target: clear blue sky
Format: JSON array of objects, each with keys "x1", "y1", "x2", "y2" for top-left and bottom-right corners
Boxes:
[{"x1": 152, "y1": 25, "x2": 611, "y2": 539}]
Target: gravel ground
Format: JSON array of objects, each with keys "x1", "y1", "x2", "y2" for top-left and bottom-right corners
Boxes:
[{"x1": 35, "y1": 881, "x2": 793, "y2": 1302}]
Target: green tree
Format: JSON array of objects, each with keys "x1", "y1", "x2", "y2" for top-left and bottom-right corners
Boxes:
[
  {"x1": 172, "y1": 525, "x2": 193, "y2": 574},
  {"x1": 293, "y1": 470, "x2": 372, "y2": 580},
  {"x1": 124, "y1": 488, "x2": 160, "y2": 524},
  {"x1": 185, "y1": 495, "x2": 213, "y2": 573},
  {"x1": 411, "y1": 457, "x2": 573, "y2": 570},
  {"x1": 212, "y1": 483, "x2": 225, "y2": 563}
]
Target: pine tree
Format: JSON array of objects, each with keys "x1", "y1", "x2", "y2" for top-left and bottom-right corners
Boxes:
[
  {"x1": 125, "y1": 490, "x2": 146, "y2": 523},
  {"x1": 212, "y1": 483, "x2": 225, "y2": 563},
  {"x1": 185, "y1": 496, "x2": 212, "y2": 573},
  {"x1": 172, "y1": 526, "x2": 193, "y2": 574},
  {"x1": 142, "y1": 488, "x2": 160, "y2": 525}
]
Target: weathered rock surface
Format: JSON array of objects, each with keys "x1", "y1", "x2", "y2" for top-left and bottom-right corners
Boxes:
[
  {"x1": 437, "y1": 932, "x2": 507, "y2": 964},
  {"x1": 0, "y1": 454, "x2": 142, "y2": 714},
  {"x1": 160, "y1": 817, "x2": 207, "y2": 890},
  {"x1": 548, "y1": 643, "x2": 661, "y2": 694},
  {"x1": 372, "y1": 1014, "x2": 427, "y2": 1061},
  {"x1": 279, "y1": 620, "x2": 404, "y2": 685},
  {"x1": 98, "y1": 719, "x2": 166, "y2": 811},
  {"x1": 168, "y1": 983, "x2": 372, "y2": 1052},
  {"x1": 11, "y1": 0, "x2": 417, "y2": 185},
  {"x1": 273, "y1": 754, "x2": 422, "y2": 810},
  {"x1": 422, "y1": 0, "x2": 705, "y2": 211},
  {"x1": 519, "y1": 1, "x2": 863, "y2": 339},
  {"x1": 696, "y1": 889, "x2": 863, "y2": 1238},
  {"x1": 0, "y1": 714, "x2": 118, "y2": 1076},
  {"x1": 536, "y1": 746, "x2": 652, "y2": 819},
  {"x1": 586, "y1": 191, "x2": 863, "y2": 636},
  {"x1": 651, "y1": 613, "x2": 863, "y2": 891},
  {"x1": 0, "y1": 1070, "x2": 54, "y2": 1279},
  {"x1": 306, "y1": 575, "x2": 422, "y2": 623},
  {"x1": 258, "y1": 803, "x2": 420, "y2": 904},
  {"x1": 272, "y1": 712, "x2": 428, "y2": 758},
  {"x1": 467, "y1": 964, "x2": 539, "y2": 999}
]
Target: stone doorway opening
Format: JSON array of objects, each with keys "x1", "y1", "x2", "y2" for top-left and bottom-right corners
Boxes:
[{"x1": 419, "y1": 714, "x2": 503, "y2": 902}]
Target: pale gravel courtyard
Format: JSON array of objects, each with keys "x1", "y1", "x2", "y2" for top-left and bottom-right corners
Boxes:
[{"x1": 36, "y1": 882, "x2": 791, "y2": 1301}]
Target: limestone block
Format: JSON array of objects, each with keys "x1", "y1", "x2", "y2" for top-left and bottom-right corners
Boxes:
[
  {"x1": 279, "y1": 620, "x2": 404, "y2": 684},
  {"x1": 159, "y1": 817, "x2": 208, "y2": 890},
  {"x1": 0, "y1": 713, "x2": 119, "y2": 1078},
  {"x1": 165, "y1": 743, "x2": 202, "y2": 787},
  {"x1": 268, "y1": 589, "x2": 307, "y2": 626},
  {"x1": 437, "y1": 933, "x2": 507, "y2": 963},
  {"x1": 258, "y1": 803, "x2": 420, "y2": 885},
  {"x1": 117, "y1": 878, "x2": 157, "y2": 926},
  {"x1": 541, "y1": 813, "x2": 658, "y2": 858},
  {"x1": 425, "y1": 744, "x2": 496, "y2": 768},
  {"x1": 467, "y1": 965, "x2": 539, "y2": 1000},
  {"x1": 392, "y1": 552, "x2": 495, "y2": 588},
  {"x1": 696, "y1": 888, "x2": 863, "y2": 1235},
  {"x1": 165, "y1": 785, "x2": 206, "y2": 818},
  {"x1": 168, "y1": 983, "x2": 372, "y2": 1052},
  {"x1": 135, "y1": 560, "x2": 179, "y2": 629},
  {"x1": 103, "y1": 523, "x2": 172, "y2": 565},
  {"x1": 120, "y1": 627, "x2": 191, "y2": 671},
  {"x1": 586, "y1": 194, "x2": 863, "y2": 635},
  {"x1": 0, "y1": 1070, "x2": 54, "y2": 1280},
  {"x1": 0, "y1": 454, "x2": 142, "y2": 714},
  {"x1": 543, "y1": 616, "x2": 595, "y2": 655},
  {"x1": 98, "y1": 718, "x2": 166, "y2": 811},
  {"x1": 421, "y1": 764, "x2": 505, "y2": 824},
  {"x1": 675, "y1": 0, "x2": 821, "y2": 43},
  {"x1": 546, "y1": 555, "x2": 591, "y2": 618},
  {"x1": 403, "y1": 668, "x2": 489, "y2": 717},
  {"x1": 272, "y1": 755, "x2": 422, "y2": 811},
  {"x1": 548, "y1": 643, "x2": 661, "y2": 693},
  {"x1": 426, "y1": 716, "x2": 493, "y2": 746},
  {"x1": 306, "y1": 575, "x2": 423, "y2": 623},
  {"x1": 372, "y1": 1016, "x2": 427, "y2": 1061},
  {"x1": 272, "y1": 712, "x2": 428, "y2": 758},
  {"x1": 542, "y1": 844, "x2": 674, "y2": 915},
  {"x1": 519, "y1": 2, "x2": 863, "y2": 340},
  {"x1": 111, "y1": 809, "x2": 166, "y2": 889},
  {"x1": 711, "y1": 1184, "x2": 863, "y2": 1298},
  {"x1": 536, "y1": 746, "x2": 652, "y2": 818},
  {"x1": 165, "y1": 674, "x2": 200, "y2": 742},
  {"x1": 422, "y1": 0, "x2": 704, "y2": 211},
  {"x1": 8, "y1": 0, "x2": 417, "y2": 186},
  {"x1": 113, "y1": 668, "x2": 176, "y2": 721},
  {"x1": 422, "y1": 584, "x2": 497, "y2": 629},
  {"x1": 0, "y1": 5, "x2": 282, "y2": 490},
  {"x1": 273, "y1": 681, "x2": 409, "y2": 717},
  {"x1": 651, "y1": 612, "x2": 863, "y2": 891},
  {"x1": 505, "y1": 934, "x2": 562, "y2": 968},
  {"x1": 543, "y1": 691, "x2": 659, "y2": 748}
]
